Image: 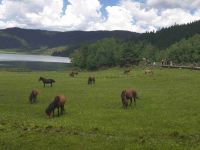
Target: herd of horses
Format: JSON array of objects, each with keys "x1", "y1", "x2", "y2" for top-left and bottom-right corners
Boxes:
[{"x1": 29, "y1": 69, "x2": 153, "y2": 118}]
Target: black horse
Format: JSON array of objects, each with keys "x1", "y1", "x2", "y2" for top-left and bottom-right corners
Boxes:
[{"x1": 39, "y1": 77, "x2": 55, "y2": 87}]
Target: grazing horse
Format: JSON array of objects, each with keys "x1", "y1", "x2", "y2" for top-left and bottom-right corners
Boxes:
[
  {"x1": 29, "y1": 89, "x2": 38, "y2": 104},
  {"x1": 39, "y1": 77, "x2": 55, "y2": 87},
  {"x1": 45, "y1": 95, "x2": 65, "y2": 117},
  {"x1": 69, "y1": 71, "x2": 78, "y2": 77},
  {"x1": 145, "y1": 69, "x2": 153, "y2": 75},
  {"x1": 121, "y1": 89, "x2": 139, "y2": 109},
  {"x1": 88, "y1": 76, "x2": 95, "y2": 85},
  {"x1": 124, "y1": 69, "x2": 131, "y2": 74}
]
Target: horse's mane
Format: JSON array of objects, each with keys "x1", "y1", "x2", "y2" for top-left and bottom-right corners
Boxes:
[
  {"x1": 46, "y1": 102, "x2": 54, "y2": 113},
  {"x1": 121, "y1": 90, "x2": 126, "y2": 99}
]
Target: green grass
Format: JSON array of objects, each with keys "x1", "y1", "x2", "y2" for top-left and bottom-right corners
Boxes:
[{"x1": 0, "y1": 68, "x2": 200, "y2": 150}]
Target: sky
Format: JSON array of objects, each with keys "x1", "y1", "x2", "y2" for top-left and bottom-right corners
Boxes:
[{"x1": 0, "y1": 0, "x2": 200, "y2": 33}]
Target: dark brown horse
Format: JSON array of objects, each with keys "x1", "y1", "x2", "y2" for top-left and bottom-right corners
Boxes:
[
  {"x1": 88, "y1": 76, "x2": 95, "y2": 84},
  {"x1": 45, "y1": 95, "x2": 65, "y2": 117},
  {"x1": 69, "y1": 71, "x2": 78, "y2": 77},
  {"x1": 39, "y1": 77, "x2": 55, "y2": 87},
  {"x1": 121, "y1": 89, "x2": 139, "y2": 109},
  {"x1": 29, "y1": 89, "x2": 38, "y2": 103},
  {"x1": 124, "y1": 69, "x2": 131, "y2": 74}
]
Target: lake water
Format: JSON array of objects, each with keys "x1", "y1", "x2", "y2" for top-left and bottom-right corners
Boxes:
[{"x1": 0, "y1": 54, "x2": 71, "y2": 63}]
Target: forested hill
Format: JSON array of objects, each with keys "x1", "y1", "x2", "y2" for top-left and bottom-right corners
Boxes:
[
  {"x1": 71, "y1": 20, "x2": 200, "y2": 70},
  {"x1": 0, "y1": 27, "x2": 138, "y2": 50},
  {"x1": 133, "y1": 20, "x2": 200, "y2": 49}
]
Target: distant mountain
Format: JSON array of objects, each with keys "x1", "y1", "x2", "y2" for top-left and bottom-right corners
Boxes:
[
  {"x1": 1, "y1": 20, "x2": 200, "y2": 56},
  {"x1": 0, "y1": 27, "x2": 139, "y2": 55}
]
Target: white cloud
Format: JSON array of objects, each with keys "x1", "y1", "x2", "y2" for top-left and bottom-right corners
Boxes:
[
  {"x1": 109, "y1": 0, "x2": 200, "y2": 32},
  {"x1": 0, "y1": 0, "x2": 200, "y2": 32}
]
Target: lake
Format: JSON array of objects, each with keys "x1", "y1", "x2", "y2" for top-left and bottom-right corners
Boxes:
[{"x1": 0, "y1": 54, "x2": 71, "y2": 63}]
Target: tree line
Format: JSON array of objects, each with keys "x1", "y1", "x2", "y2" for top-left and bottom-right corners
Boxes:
[{"x1": 71, "y1": 33, "x2": 200, "y2": 70}]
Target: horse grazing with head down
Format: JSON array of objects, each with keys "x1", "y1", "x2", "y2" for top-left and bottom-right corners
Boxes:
[
  {"x1": 121, "y1": 89, "x2": 139, "y2": 109},
  {"x1": 124, "y1": 69, "x2": 131, "y2": 74},
  {"x1": 69, "y1": 71, "x2": 78, "y2": 77},
  {"x1": 39, "y1": 77, "x2": 55, "y2": 87},
  {"x1": 29, "y1": 89, "x2": 38, "y2": 104},
  {"x1": 45, "y1": 95, "x2": 65, "y2": 117},
  {"x1": 88, "y1": 76, "x2": 95, "y2": 85}
]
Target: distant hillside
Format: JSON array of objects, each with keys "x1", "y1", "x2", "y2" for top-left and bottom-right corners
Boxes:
[
  {"x1": 1, "y1": 20, "x2": 200, "y2": 57},
  {"x1": 132, "y1": 20, "x2": 200, "y2": 49},
  {"x1": 0, "y1": 28, "x2": 139, "y2": 55}
]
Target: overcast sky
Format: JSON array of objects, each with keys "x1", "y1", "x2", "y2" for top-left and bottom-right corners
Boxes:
[{"x1": 0, "y1": 0, "x2": 200, "y2": 32}]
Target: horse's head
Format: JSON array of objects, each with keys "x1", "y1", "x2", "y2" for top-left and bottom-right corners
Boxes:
[
  {"x1": 38, "y1": 77, "x2": 42, "y2": 82},
  {"x1": 45, "y1": 102, "x2": 55, "y2": 117},
  {"x1": 121, "y1": 90, "x2": 126, "y2": 101},
  {"x1": 45, "y1": 107, "x2": 52, "y2": 117}
]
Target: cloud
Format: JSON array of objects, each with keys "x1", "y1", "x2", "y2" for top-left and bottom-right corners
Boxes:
[
  {"x1": 147, "y1": 0, "x2": 200, "y2": 10},
  {"x1": 0, "y1": 0, "x2": 200, "y2": 32},
  {"x1": 106, "y1": 0, "x2": 200, "y2": 32}
]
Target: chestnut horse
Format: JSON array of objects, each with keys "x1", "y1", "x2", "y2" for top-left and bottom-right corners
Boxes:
[
  {"x1": 29, "y1": 89, "x2": 38, "y2": 103},
  {"x1": 45, "y1": 95, "x2": 65, "y2": 117},
  {"x1": 88, "y1": 76, "x2": 95, "y2": 84},
  {"x1": 121, "y1": 89, "x2": 139, "y2": 109}
]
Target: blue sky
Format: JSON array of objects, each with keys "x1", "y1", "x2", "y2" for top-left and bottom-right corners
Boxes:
[
  {"x1": 0, "y1": 0, "x2": 200, "y2": 32},
  {"x1": 99, "y1": 0, "x2": 119, "y2": 17}
]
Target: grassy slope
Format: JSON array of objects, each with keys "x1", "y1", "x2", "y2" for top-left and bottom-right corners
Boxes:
[
  {"x1": 0, "y1": 45, "x2": 67, "y2": 55},
  {"x1": 0, "y1": 68, "x2": 200, "y2": 150}
]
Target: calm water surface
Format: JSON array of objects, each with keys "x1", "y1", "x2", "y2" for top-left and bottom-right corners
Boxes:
[{"x1": 0, "y1": 54, "x2": 71, "y2": 63}]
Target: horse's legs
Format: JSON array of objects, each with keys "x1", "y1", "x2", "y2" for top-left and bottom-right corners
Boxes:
[
  {"x1": 43, "y1": 83, "x2": 45, "y2": 87},
  {"x1": 53, "y1": 109, "x2": 54, "y2": 117},
  {"x1": 51, "y1": 83, "x2": 52, "y2": 87},
  {"x1": 61, "y1": 106, "x2": 64, "y2": 115},
  {"x1": 57, "y1": 107, "x2": 60, "y2": 117},
  {"x1": 125, "y1": 101, "x2": 128, "y2": 109},
  {"x1": 134, "y1": 97, "x2": 136, "y2": 106},
  {"x1": 130, "y1": 98, "x2": 132, "y2": 106}
]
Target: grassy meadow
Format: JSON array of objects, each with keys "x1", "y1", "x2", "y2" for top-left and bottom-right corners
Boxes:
[{"x1": 0, "y1": 68, "x2": 200, "y2": 150}]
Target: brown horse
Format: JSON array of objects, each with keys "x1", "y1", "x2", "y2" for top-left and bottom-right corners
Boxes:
[
  {"x1": 69, "y1": 71, "x2": 78, "y2": 77},
  {"x1": 29, "y1": 89, "x2": 38, "y2": 104},
  {"x1": 145, "y1": 69, "x2": 153, "y2": 75},
  {"x1": 124, "y1": 69, "x2": 131, "y2": 74},
  {"x1": 88, "y1": 76, "x2": 95, "y2": 84},
  {"x1": 45, "y1": 95, "x2": 65, "y2": 117},
  {"x1": 121, "y1": 89, "x2": 139, "y2": 109}
]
